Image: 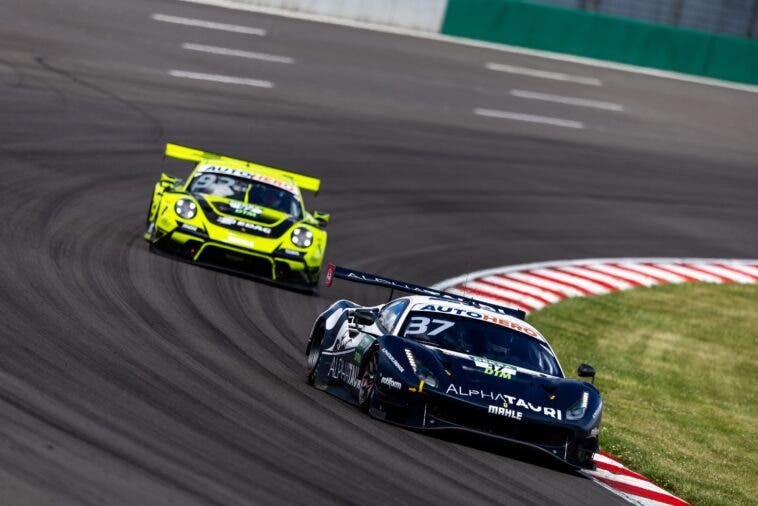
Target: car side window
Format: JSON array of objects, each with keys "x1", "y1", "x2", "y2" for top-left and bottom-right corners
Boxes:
[{"x1": 377, "y1": 300, "x2": 409, "y2": 333}]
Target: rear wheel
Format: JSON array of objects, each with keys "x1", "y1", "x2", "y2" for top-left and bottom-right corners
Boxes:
[
  {"x1": 358, "y1": 349, "x2": 378, "y2": 412},
  {"x1": 306, "y1": 326, "x2": 324, "y2": 385}
]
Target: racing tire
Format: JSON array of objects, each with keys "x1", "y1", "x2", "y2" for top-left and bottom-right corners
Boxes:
[
  {"x1": 145, "y1": 197, "x2": 157, "y2": 241},
  {"x1": 358, "y1": 349, "x2": 379, "y2": 413},
  {"x1": 306, "y1": 324, "x2": 324, "y2": 385}
]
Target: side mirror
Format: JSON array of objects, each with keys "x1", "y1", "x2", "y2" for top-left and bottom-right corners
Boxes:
[
  {"x1": 160, "y1": 172, "x2": 178, "y2": 188},
  {"x1": 313, "y1": 211, "x2": 330, "y2": 228},
  {"x1": 353, "y1": 309, "x2": 376, "y2": 326},
  {"x1": 577, "y1": 363, "x2": 596, "y2": 383}
]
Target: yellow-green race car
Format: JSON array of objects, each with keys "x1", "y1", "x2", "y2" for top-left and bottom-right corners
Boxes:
[{"x1": 145, "y1": 144, "x2": 329, "y2": 289}]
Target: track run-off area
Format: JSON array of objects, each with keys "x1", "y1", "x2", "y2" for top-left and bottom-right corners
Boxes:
[{"x1": 1, "y1": 0, "x2": 757, "y2": 504}]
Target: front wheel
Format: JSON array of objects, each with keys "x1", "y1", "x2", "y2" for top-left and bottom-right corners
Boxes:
[
  {"x1": 144, "y1": 197, "x2": 157, "y2": 241},
  {"x1": 358, "y1": 349, "x2": 378, "y2": 412}
]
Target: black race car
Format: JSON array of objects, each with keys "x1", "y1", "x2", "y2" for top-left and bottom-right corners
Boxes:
[{"x1": 306, "y1": 265, "x2": 602, "y2": 469}]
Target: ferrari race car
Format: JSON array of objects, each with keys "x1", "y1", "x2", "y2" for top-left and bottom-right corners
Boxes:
[
  {"x1": 145, "y1": 144, "x2": 329, "y2": 288},
  {"x1": 306, "y1": 265, "x2": 602, "y2": 469}
]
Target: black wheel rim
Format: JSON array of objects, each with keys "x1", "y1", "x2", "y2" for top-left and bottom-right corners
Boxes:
[{"x1": 359, "y1": 352, "x2": 378, "y2": 405}]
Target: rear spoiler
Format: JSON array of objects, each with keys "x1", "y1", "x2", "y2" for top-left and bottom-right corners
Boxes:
[
  {"x1": 325, "y1": 264, "x2": 526, "y2": 320},
  {"x1": 165, "y1": 143, "x2": 321, "y2": 192}
]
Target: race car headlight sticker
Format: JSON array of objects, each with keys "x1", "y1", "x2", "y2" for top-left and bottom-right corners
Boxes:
[
  {"x1": 175, "y1": 199, "x2": 197, "y2": 220},
  {"x1": 566, "y1": 391, "x2": 590, "y2": 420},
  {"x1": 291, "y1": 227, "x2": 314, "y2": 248},
  {"x1": 405, "y1": 348, "x2": 438, "y2": 389},
  {"x1": 418, "y1": 368, "x2": 438, "y2": 389},
  {"x1": 404, "y1": 348, "x2": 417, "y2": 371}
]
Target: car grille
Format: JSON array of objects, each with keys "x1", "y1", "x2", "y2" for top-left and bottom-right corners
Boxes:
[
  {"x1": 428, "y1": 396, "x2": 571, "y2": 447},
  {"x1": 197, "y1": 245, "x2": 274, "y2": 279}
]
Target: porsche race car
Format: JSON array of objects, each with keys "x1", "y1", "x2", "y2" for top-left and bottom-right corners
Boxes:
[
  {"x1": 145, "y1": 144, "x2": 329, "y2": 288},
  {"x1": 306, "y1": 265, "x2": 602, "y2": 469}
]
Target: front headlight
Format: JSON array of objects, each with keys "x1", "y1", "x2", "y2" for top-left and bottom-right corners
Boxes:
[
  {"x1": 405, "y1": 348, "x2": 438, "y2": 388},
  {"x1": 566, "y1": 391, "x2": 590, "y2": 420},
  {"x1": 175, "y1": 199, "x2": 197, "y2": 220},
  {"x1": 291, "y1": 227, "x2": 314, "y2": 248}
]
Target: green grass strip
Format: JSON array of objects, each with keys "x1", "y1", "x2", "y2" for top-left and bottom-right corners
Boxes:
[{"x1": 527, "y1": 283, "x2": 758, "y2": 506}]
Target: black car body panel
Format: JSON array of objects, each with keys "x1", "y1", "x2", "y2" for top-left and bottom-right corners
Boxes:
[{"x1": 306, "y1": 266, "x2": 602, "y2": 469}]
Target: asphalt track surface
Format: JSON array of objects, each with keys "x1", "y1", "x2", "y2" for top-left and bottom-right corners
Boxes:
[{"x1": 1, "y1": 1, "x2": 757, "y2": 504}]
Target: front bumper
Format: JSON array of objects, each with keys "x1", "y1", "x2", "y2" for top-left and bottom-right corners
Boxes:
[
  {"x1": 149, "y1": 225, "x2": 321, "y2": 287},
  {"x1": 372, "y1": 387, "x2": 598, "y2": 469}
]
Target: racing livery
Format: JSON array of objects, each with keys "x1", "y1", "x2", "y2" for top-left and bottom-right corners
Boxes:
[
  {"x1": 145, "y1": 144, "x2": 329, "y2": 288},
  {"x1": 306, "y1": 265, "x2": 602, "y2": 469}
]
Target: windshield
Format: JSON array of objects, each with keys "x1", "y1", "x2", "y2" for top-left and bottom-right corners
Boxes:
[
  {"x1": 400, "y1": 312, "x2": 561, "y2": 376},
  {"x1": 188, "y1": 173, "x2": 302, "y2": 218}
]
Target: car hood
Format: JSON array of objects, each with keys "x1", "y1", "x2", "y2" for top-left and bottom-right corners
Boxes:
[
  {"x1": 202, "y1": 195, "x2": 291, "y2": 223},
  {"x1": 195, "y1": 194, "x2": 298, "y2": 239},
  {"x1": 415, "y1": 343, "x2": 591, "y2": 423}
]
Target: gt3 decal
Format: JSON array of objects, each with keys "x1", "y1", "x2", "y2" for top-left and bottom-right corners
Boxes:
[{"x1": 483, "y1": 364, "x2": 516, "y2": 379}]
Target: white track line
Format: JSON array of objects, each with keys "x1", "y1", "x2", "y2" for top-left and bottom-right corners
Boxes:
[
  {"x1": 487, "y1": 63, "x2": 602, "y2": 86},
  {"x1": 176, "y1": 0, "x2": 758, "y2": 95},
  {"x1": 169, "y1": 70, "x2": 273, "y2": 88},
  {"x1": 151, "y1": 13, "x2": 266, "y2": 36},
  {"x1": 474, "y1": 108, "x2": 584, "y2": 129},
  {"x1": 182, "y1": 43, "x2": 294, "y2": 63},
  {"x1": 510, "y1": 89, "x2": 624, "y2": 112}
]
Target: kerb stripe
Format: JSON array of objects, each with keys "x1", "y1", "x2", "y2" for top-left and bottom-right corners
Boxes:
[{"x1": 592, "y1": 477, "x2": 690, "y2": 506}]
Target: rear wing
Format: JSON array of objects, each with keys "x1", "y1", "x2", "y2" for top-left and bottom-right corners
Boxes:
[
  {"x1": 325, "y1": 264, "x2": 526, "y2": 320},
  {"x1": 165, "y1": 143, "x2": 321, "y2": 192}
]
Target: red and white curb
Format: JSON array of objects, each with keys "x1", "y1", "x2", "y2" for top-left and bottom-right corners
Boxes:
[
  {"x1": 434, "y1": 258, "x2": 758, "y2": 506},
  {"x1": 588, "y1": 452, "x2": 689, "y2": 506},
  {"x1": 433, "y1": 258, "x2": 758, "y2": 315}
]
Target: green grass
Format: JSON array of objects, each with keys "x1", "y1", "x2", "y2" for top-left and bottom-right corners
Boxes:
[{"x1": 527, "y1": 283, "x2": 758, "y2": 506}]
